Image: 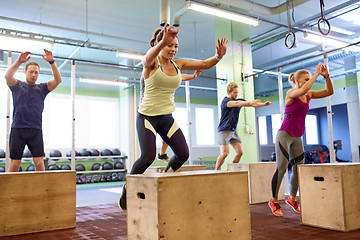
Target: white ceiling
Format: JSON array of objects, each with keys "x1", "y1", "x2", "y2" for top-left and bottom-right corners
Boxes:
[{"x1": 0, "y1": 0, "x2": 359, "y2": 96}]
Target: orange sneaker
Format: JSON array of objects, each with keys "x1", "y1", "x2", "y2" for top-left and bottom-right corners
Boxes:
[
  {"x1": 268, "y1": 199, "x2": 283, "y2": 217},
  {"x1": 286, "y1": 197, "x2": 300, "y2": 213}
]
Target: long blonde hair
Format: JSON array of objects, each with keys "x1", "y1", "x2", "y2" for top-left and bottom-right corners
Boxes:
[{"x1": 288, "y1": 69, "x2": 310, "y2": 88}]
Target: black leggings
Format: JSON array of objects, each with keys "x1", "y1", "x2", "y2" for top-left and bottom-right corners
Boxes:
[{"x1": 130, "y1": 113, "x2": 189, "y2": 174}]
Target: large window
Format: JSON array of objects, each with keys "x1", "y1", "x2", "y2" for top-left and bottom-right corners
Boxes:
[
  {"x1": 157, "y1": 107, "x2": 189, "y2": 146},
  {"x1": 43, "y1": 94, "x2": 120, "y2": 149},
  {"x1": 195, "y1": 107, "x2": 215, "y2": 145},
  {"x1": 271, "y1": 114, "x2": 282, "y2": 143},
  {"x1": 305, "y1": 115, "x2": 319, "y2": 144},
  {"x1": 258, "y1": 116, "x2": 268, "y2": 145}
]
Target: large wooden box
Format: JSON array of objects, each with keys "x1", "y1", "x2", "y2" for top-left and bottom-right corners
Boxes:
[
  {"x1": 127, "y1": 170, "x2": 251, "y2": 240},
  {"x1": 227, "y1": 162, "x2": 284, "y2": 204},
  {"x1": 299, "y1": 163, "x2": 360, "y2": 231},
  {"x1": 145, "y1": 164, "x2": 207, "y2": 174},
  {"x1": 0, "y1": 171, "x2": 76, "y2": 236}
]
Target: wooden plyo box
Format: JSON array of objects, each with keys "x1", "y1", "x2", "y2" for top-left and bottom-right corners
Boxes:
[
  {"x1": 127, "y1": 170, "x2": 251, "y2": 240},
  {"x1": 299, "y1": 163, "x2": 360, "y2": 231},
  {"x1": 145, "y1": 164, "x2": 207, "y2": 174},
  {"x1": 227, "y1": 162, "x2": 284, "y2": 204},
  {"x1": 0, "y1": 171, "x2": 76, "y2": 237}
]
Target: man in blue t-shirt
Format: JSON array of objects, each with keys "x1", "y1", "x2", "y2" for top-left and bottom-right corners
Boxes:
[
  {"x1": 5, "y1": 49, "x2": 62, "y2": 172},
  {"x1": 216, "y1": 82, "x2": 271, "y2": 170}
]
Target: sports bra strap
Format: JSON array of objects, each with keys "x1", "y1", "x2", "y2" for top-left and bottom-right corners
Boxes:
[{"x1": 156, "y1": 57, "x2": 179, "y2": 74}]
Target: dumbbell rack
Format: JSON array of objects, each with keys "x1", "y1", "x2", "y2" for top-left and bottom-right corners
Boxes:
[{"x1": 46, "y1": 155, "x2": 127, "y2": 173}]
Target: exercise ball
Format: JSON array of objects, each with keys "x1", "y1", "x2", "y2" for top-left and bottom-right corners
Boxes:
[
  {"x1": 271, "y1": 152, "x2": 276, "y2": 161},
  {"x1": 0, "y1": 166, "x2": 5, "y2": 172},
  {"x1": 0, "y1": 149, "x2": 5, "y2": 158},
  {"x1": 91, "y1": 175, "x2": 100, "y2": 183},
  {"x1": 61, "y1": 164, "x2": 71, "y2": 170},
  {"x1": 112, "y1": 148, "x2": 121, "y2": 156},
  {"x1": 89, "y1": 149, "x2": 100, "y2": 156},
  {"x1": 91, "y1": 162, "x2": 101, "y2": 171},
  {"x1": 26, "y1": 165, "x2": 35, "y2": 171},
  {"x1": 66, "y1": 150, "x2": 79, "y2": 157},
  {"x1": 79, "y1": 149, "x2": 90, "y2": 157},
  {"x1": 50, "y1": 149, "x2": 62, "y2": 161},
  {"x1": 75, "y1": 164, "x2": 85, "y2": 171},
  {"x1": 114, "y1": 161, "x2": 124, "y2": 169},
  {"x1": 23, "y1": 149, "x2": 32, "y2": 158},
  {"x1": 101, "y1": 148, "x2": 112, "y2": 156},
  {"x1": 112, "y1": 173, "x2": 118, "y2": 181},
  {"x1": 106, "y1": 174, "x2": 112, "y2": 182},
  {"x1": 48, "y1": 164, "x2": 60, "y2": 170},
  {"x1": 102, "y1": 162, "x2": 113, "y2": 170}
]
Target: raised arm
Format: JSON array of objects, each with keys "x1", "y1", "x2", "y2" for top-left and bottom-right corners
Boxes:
[
  {"x1": 227, "y1": 99, "x2": 272, "y2": 108},
  {"x1": 142, "y1": 24, "x2": 179, "y2": 69},
  {"x1": 309, "y1": 65, "x2": 334, "y2": 99},
  {"x1": 287, "y1": 62, "x2": 322, "y2": 99},
  {"x1": 176, "y1": 38, "x2": 228, "y2": 71},
  {"x1": 42, "y1": 49, "x2": 62, "y2": 91},
  {"x1": 5, "y1": 51, "x2": 31, "y2": 87},
  {"x1": 182, "y1": 70, "x2": 202, "y2": 81}
]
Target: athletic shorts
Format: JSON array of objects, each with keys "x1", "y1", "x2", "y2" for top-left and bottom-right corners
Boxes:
[
  {"x1": 218, "y1": 130, "x2": 242, "y2": 145},
  {"x1": 9, "y1": 128, "x2": 44, "y2": 160}
]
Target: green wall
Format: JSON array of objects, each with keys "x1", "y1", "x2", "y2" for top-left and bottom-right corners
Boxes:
[{"x1": 215, "y1": 18, "x2": 259, "y2": 169}]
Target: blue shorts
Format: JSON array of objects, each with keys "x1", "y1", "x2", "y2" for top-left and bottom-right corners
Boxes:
[{"x1": 10, "y1": 128, "x2": 44, "y2": 159}]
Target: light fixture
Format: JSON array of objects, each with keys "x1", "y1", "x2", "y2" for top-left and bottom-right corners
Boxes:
[
  {"x1": 302, "y1": 32, "x2": 360, "y2": 52},
  {"x1": 116, "y1": 51, "x2": 143, "y2": 60},
  {"x1": 328, "y1": 26, "x2": 355, "y2": 36},
  {"x1": 0, "y1": 35, "x2": 53, "y2": 51},
  {"x1": 186, "y1": 1, "x2": 259, "y2": 26},
  {"x1": 80, "y1": 78, "x2": 128, "y2": 87}
]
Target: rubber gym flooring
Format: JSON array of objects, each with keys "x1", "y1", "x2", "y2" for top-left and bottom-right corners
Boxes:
[{"x1": 2, "y1": 182, "x2": 360, "y2": 240}]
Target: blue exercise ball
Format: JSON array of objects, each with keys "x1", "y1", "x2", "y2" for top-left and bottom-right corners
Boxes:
[
  {"x1": 26, "y1": 165, "x2": 35, "y2": 171},
  {"x1": 0, "y1": 149, "x2": 5, "y2": 158},
  {"x1": 79, "y1": 149, "x2": 90, "y2": 157},
  {"x1": 75, "y1": 164, "x2": 86, "y2": 171},
  {"x1": 23, "y1": 149, "x2": 32, "y2": 158},
  {"x1": 89, "y1": 149, "x2": 100, "y2": 156},
  {"x1": 61, "y1": 164, "x2": 71, "y2": 170},
  {"x1": 50, "y1": 149, "x2": 62, "y2": 161},
  {"x1": 101, "y1": 149, "x2": 112, "y2": 156},
  {"x1": 66, "y1": 150, "x2": 79, "y2": 157},
  {"x1": 112, "y1": 148, "x2": 121, "y2": 156}
]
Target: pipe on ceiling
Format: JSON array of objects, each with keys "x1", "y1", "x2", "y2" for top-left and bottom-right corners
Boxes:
[{"x1": 160, "y1": 0, "x2": 170, "y2": 26}]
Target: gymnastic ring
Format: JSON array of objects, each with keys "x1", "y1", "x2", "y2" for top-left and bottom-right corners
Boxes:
[
  {"x1": 317, "y1": 18, "x2": 331, "y2": 36},
  {"x1": 285, "y1": 31, "x2": 296, "y2": 49}
]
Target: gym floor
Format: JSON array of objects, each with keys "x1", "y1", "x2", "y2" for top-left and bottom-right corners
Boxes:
[{"x1": 1, "y1": 183, "x2": 359, "y2": 240}]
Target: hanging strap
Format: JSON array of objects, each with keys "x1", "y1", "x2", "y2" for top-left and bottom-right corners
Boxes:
[
  {"x1": 318, "y1": 0, "x2": 331, "y2": 35},
  {"x1": 285, "y1": 0, "x2": 296, "y2": 49}
]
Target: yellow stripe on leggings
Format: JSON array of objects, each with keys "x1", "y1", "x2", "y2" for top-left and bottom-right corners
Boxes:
[
  {"x1": 144, "y1": 119, "x2": 156, "y2": 136},
  {"x1": 167, "y1": 121, "x2": 179, "y2": 139}
]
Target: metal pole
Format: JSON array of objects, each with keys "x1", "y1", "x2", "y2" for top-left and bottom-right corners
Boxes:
[
  {"x1": 71, "y1": 60, "x2": 76, "y2": 170},
  {"x1": 278, "y1": 67, "x2": 285, "y2": 121},
  {"x1": 5, "y1": 51, "x2": 12, "y2": 171},
  {"x1": 185, "y1": 81, "x2": 192, "y2": 164},
  {"x1": 133, "y1": 84, "x2": 138, "y2": 169},
  {"x1": 324, "y1": 53, "x2": 336, "y2": 163},
  {"x1": 278, "y1": 67, "x2": 289, "y2": 194}
]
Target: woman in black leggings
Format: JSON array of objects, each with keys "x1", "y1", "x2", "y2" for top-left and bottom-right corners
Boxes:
[{"x1": 119, "y1": 24, "x2": 228, "y2": 210}]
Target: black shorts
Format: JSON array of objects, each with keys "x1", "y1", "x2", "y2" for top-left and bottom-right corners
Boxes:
[{"x1": 10, "y1": 128, "x2": 44, "y2": 160}]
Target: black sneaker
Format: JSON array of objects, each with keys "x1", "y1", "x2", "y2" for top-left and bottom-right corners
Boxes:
[
  {"x1": 158, "y1": 153, "x2": 170, "y2": 162},
  {"x1": 118, "y1": 186, "x2": 127, "y2": 211}
]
